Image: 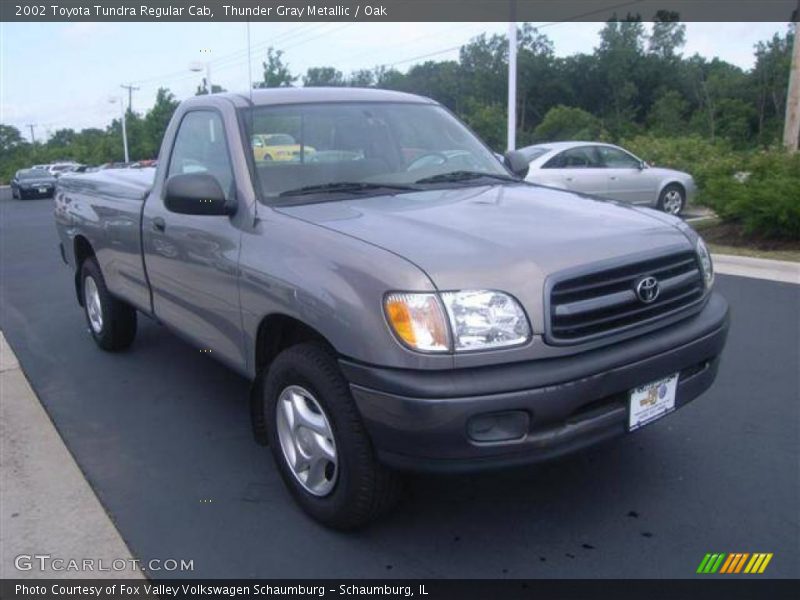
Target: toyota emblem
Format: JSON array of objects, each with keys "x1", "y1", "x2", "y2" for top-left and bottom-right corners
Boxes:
[{"x1": 635, "y1": 276, "x2": 660, "y2": 304}]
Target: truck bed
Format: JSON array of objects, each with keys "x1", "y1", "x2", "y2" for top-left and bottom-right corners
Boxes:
[{"x1": 57, "y1": 167, "x2": 156, "y2": 200}]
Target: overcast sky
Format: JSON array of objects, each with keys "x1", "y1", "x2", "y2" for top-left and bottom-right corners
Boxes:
[{"x1": 0, "y1": 21, "x2": 790, "y2": 140}]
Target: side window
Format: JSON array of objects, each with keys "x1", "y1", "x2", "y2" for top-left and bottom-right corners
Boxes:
[
  {"x1": 544, "y1": 147, "x2": 601, "y2": 169},
  {"x1": 168, "y1": 111, "x2": 234, "y2": 199},
  {"x1": 597, "y1": 146, "x2": 640, "y2": 169}
]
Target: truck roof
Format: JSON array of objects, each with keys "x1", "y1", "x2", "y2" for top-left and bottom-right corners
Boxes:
[{"x1": 192, "y1": 87, "x2": 436, "y2": 108}]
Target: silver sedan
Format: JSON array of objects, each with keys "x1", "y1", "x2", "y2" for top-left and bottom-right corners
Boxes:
[{"x1": 520, "y1": 141, "x2": 696, "y2": 215}]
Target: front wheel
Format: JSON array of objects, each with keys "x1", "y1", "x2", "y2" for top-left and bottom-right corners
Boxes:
[
  {"x1": 80, "y1": 258, "x2": 137, "y2": 351},
  {"x1": 262, "y1": 343, "x2": 402, "y2": 530},
  {"x1": 658, "y1": 184, "x2": 685, "y2": 216}
]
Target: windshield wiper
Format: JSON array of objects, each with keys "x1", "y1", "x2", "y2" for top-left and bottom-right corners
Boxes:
[
  {"x1": 279, "y1": 181, "x2": 418, "y2": 197},
  {"x1": 414, "y1": 170, "x2": 520, "y2": 185}
]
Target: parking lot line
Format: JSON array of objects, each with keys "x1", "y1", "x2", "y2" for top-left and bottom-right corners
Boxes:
[{"x1": 0, "y1": 332, "x2": 144, "y2": 579}]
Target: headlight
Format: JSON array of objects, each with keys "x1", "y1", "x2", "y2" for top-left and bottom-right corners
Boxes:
[
  {"x1": 441, "y1": 290, "x2": 530, "y2": 350},
  {"x1": 696, "y1": 237, "x2": 714, "y2": 289},
  {"x1": 384, "y1": 290, "x2": 531, "y2": 352},
  {"x1": 384, "y1": 292, "x2": 449, "y2": 352}
]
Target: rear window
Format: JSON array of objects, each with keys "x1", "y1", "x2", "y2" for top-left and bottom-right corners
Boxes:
[
  {"x1": 520, "y1": 147, "x2": 550, "y2": 162},
  {"x1": 19, "y1": 169, "x2": 49, "y2": 179}
]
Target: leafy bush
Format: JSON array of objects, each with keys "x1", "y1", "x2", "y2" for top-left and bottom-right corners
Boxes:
[
  {"x1": 702, "y1": 151, "x2": 800, "y2": 240},
  {"x1": 622, "y1": 134, "x2": 745, "y2": 194},
  {"x1": 533, "y1": 105, "x2": 607, "y2": 142}
]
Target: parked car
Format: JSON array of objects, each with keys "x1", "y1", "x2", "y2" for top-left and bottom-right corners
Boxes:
[
  {"x1": 54, "y1": 89, "x2": 728, "y2": 529},
  {"x1": 521, "y1": 141, "x2": 696, "y2": 215},
  {"x1": 252, "y1": 133, "x2": 315, "y2": 162},
  {"x1": 47, "y1": 162, "x2": 81, "y2": 177},
  {"x1": 11, "y1": 168, "x2": 57, "y2": 199}
]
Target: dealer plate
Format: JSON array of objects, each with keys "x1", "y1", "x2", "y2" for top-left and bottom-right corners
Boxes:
[{"x1": 628, "y1": 373, "x2": 678, "y2": 432}]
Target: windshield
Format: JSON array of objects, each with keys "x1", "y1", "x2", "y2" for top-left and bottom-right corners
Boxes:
[
  {"x1": 19, "y1": 169, "x2": 50, "y2": 180},
  {"x1": 243, "y1": 102, "x2": 508, "y2": 201}
]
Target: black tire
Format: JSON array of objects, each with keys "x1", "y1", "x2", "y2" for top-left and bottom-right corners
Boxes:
[
  {"x1": 657, "y1": 183, "x2": 685, "y2": 216},
  {"x1": 11, "y1": 187, "x2": 18, "y2": 199},
  {"x1": 80, "y1": 258, "x2": 137, "y2": 351},
  {"x1": 262, "y1": 342, "x2": 402, "y2": 530}
]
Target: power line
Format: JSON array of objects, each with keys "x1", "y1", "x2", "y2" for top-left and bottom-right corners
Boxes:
[{"x1": 130, "y1": 23, "x2": 327, "y2": 88}]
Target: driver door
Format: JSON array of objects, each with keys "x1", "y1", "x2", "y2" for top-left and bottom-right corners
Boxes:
[
  {"x1": 596, "y1": 145, "x2": 659, "y2": 204},
  {"x1": 541, "y1": 146, "x2": 607, "y2": 196},
  {"x1": 142, "y1": 109, "x2": 245, "y2": 368}
]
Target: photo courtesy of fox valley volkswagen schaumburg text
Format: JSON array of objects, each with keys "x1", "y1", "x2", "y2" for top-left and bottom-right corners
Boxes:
[{"x1": 0, "y1": 0, "x2": 798, "y2": 596}]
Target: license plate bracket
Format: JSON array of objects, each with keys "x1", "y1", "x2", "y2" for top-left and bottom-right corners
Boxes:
[{"x1": 628, "y1": 373, "x2": 678, "y2": 432}]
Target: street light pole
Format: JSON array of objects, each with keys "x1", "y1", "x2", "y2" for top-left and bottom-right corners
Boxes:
[
  {"x1": 783, "y1": 9, "x2": 800, "y2": 152},
  {"x1": 190, "y1": 60, "x2": 213, "y2": 94},
  {"x1": 507, "y1": 5, "x2": 517, "y2": 152}
]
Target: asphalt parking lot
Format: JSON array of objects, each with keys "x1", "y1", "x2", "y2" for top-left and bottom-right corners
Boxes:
[{"x1": 1, "y1": 188, "x2": 798, "y2": 579}]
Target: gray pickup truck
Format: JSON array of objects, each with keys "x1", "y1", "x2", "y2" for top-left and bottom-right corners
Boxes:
[{"x1": 54, "y1": 88, "x2": 729, "y2": 529}]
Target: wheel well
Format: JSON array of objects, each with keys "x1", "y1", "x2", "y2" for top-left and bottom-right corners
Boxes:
[
  {"x1": 662, "y1": 181, "x2": 685, "y2": 197},
  {"x1": 73, "y1": 236, "x2": 95, "y2": 306},
  {"x1": 255, "y1": 314, "x2": 331, "y2": 371}
]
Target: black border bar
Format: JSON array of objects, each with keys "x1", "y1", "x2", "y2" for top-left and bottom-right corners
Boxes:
[
  {"x1": 1, "y1": 0, "x2": 798, "y2": 23},
  {"x1": 2, "y1": 579, "x2": 799, "y2": 600}
]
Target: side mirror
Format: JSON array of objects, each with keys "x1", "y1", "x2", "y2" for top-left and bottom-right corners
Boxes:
[
  {"x1": 164, "y1": 173, "x2": 235, "y2": 216},
  {"x1": 503, "y1": 150, "x2": 530, "y2": 179},
  {"x1": 639, "y1": 160, "x2": 648, "y2": 170}
]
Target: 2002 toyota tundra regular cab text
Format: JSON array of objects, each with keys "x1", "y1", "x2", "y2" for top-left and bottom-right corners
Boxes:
[{"x1": 54, "y1": 88, "x2": 729, "y2": 529}]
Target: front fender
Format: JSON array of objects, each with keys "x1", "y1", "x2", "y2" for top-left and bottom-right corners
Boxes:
[{"x1": 238, "y1": 210, "x2": 455, "y2": 378}]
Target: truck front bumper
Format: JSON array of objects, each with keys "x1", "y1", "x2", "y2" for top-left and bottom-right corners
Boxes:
[{"x1": 340, "y1": 292, "x2": 729, "y2": 473}]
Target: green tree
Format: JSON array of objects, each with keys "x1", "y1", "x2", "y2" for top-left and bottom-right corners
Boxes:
[
  {"x1": 254, "y1": 47, "x2": 297, "y2": 88},
  {"x1": 195, "y1": 79, "x2": 227, "y2": 95},
  {"x1": 648, "y1": 11, "x2": 686, "y2": 59},
  {"x1": 303, "y1": 67, "x2": 345, "y2": 87},
  {"x1": 462, "y1": 100, "x2": 506, "y2": 150},
  {"x1": 348, "y1": 69, "x2": 375, "y2": 87},
  {"x1": 751, "y1": 30, "x2": 794, "y2": 145},
  {"x1": 597, "y1": 15, "x2": 646, "y2": 137},
  {"x1": 143, "y1": 88, "x2": 180, "y2": 158},
  {"x1": 646, "y1": 90, "x2": 689, "y2": 136},
  {"x1": 0, "y1": 124, "x2": 26, "y2": 153},
  {"x1": 534, "y1": 106, "x2": 605, "y2": 141}
]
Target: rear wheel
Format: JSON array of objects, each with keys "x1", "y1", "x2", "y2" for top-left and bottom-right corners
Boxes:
[
  {"x1": 262, "y1": 342, "x2": 402, "y2": 530},
  {"x1": 11, "y1": 187, "x2": 18, "y2": 199},
  {"x1": 80, "y1": 258, "x2": 137, "y2": 351},
  {"x1": 658, "y1": 184, "x2": 685, "y2": 216}
]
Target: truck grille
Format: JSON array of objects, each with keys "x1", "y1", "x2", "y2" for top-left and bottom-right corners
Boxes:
[{"x1": 548, "y1": 250, "x2": 705, "y2": 343}]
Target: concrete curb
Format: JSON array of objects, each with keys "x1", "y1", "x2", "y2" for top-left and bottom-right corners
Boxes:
[
  {"x1": 713, "y1": 253, "x2": 800, "y2": 285},
  {"x1": 0, "y1": 332, "x2": 144, "y2": 579}
]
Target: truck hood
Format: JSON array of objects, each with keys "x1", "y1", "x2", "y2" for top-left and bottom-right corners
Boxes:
[{"x1": 275, "y1": 184, "x2": 693, "y2": 329}]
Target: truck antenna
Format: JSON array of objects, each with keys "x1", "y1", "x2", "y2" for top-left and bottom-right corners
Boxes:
[{"x1": 247, "y1": 19, "x2": 259, "y2": 224}]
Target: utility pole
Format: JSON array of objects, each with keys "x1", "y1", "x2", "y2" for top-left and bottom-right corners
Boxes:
[
  {"x1": 507, "y1": 2, "x2": 517, "y2": 153},
  {"x1": 109, "y1": 97, "x2": 129, "y2": 163},
  {"x1": 120, "y1": 84, "x2": 140, "y2": 113},
  {"x1": 783, "y1": 5, "x2": 800, "y2": 152},
  {"x1": 25, "y1": 123, "x2": 36, "y2": 144}
]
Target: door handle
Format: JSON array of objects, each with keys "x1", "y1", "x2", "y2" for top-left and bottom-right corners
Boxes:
[
  {"x1": 565, "y1": 177, "x2": 573, "y2": 182},
  {"x1": 152, "y1": 217, "x2": 166, "y2": 232}
]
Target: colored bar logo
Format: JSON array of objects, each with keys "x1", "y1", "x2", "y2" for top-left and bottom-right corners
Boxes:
[{"x1": 697, "y1": 553, "x2": 773, "y2": 574}]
